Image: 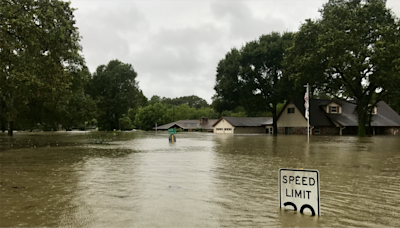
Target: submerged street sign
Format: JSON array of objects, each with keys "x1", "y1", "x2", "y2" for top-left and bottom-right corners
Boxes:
[
  {"x1": 279, "y1": 168, "x2": 320, "y2": 216},
  {"x1": 168, "y1": 128, "x2": 177, "y2": 135}
]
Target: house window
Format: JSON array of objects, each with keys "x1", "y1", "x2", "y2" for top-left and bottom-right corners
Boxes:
[
  {"x1": 330, "y1": 106, "x2": 338, "y2": 113},
  {"x1": 224, "y1": 128, "x2": 232, "y2": 131},
  {"x1": 216, "y1": 128, "x2": 223, "y2": 131},
  {"x1": 284, "y1": 127, "x2": 292, "y2": 134},
  {"x1": 314, "y1": 127, "x2": 320, "y2": 134},
  {"x1": 287, "y1": 108, "x2": 295, "y2": 114}
]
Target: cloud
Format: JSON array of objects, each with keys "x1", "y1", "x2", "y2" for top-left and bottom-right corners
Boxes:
[
  {"x1": 70, "y1": 0, "x2": 400, "y2": 104},
  {"x1": 75, "y1": 3, "x2": 148, "y2": 71}
]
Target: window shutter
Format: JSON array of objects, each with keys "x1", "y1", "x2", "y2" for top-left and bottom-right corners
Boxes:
[{"x1": 329, "y1": 106, "x2": 332, "y2": 113}]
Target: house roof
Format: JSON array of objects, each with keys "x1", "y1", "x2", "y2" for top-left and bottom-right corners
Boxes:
[
  {"x1": 291, "y1": 99, "x2": 336, "y2": 127},
  {"x1": 212, "y1": 117, "x2": 272, "y2": 127},
  {"x1": 325, "y1": 101, "x2": 358, "y2": 126},
  {"x1": 286, "y1": 98, "x2": 400, "y2": 127},
  {"x1": 327, "y1": 101, "x2": 400, "y2": 127},
  {"x1": 372, "y1": 101, "x2": 400, "y2": 126},
  {"x1": 155, "y1": 119, "x2": 218, "y2": 130}
]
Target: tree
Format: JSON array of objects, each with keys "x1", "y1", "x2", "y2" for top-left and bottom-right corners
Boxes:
[
  {"x1": 240, "y1": 32, "x2": 294, "y2": 134},
  {"x1": 60, "y1": 67, "x2": 97, "y2": 130},
  {"x1": 134, "y1": 103, "x2": 166, "y2": 130},
  {"x1": 86, "y1": 60, "x2": 144, "y2": 131},
  {"x1": 170, "y1": 95, "x2": 209, "y2": 109},
  {"x1": 0, "y1": 0, "x2": 84, "y2": 135},
  {"x1": 213, "y1": 32, "x2": 294, "y2": 134},
  {"x1": 119, "y1": 114, "x2": 133, "y2": 130},
  {"x1": 288, "y1": 0, "x2": 400, "y2": 136},
  {"x1": 149, "y1": 95, "x2": 209, "y2": 109},
  {"x1": 213, "y1": 48, "x2": 244, "y2": 113},
  {"x1": 149, "y1": 95, "x2": 162, "y2": 105},
  {"x1": 284, "y1": 20, "x2": 331, "y2": 99}
]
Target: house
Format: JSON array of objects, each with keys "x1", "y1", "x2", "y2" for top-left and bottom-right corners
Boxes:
[
  {"x1": 155, "y1": 117, "x2": 218, "y2": 132},
  {"x1": 212, "y1": 117, "x2": 273, "y2": 134},
  {"x1": 277, "y1": 99, "x2": 400, "y2": 135}
]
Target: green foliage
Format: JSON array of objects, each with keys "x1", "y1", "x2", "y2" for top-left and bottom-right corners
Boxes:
[
  {"x1": 119, "y1": 114, "x2": 133, "y2": 130},
  {"x1": 133, "y1": 99, "x2": 220, "y2": 130},
  {"x1": 60, "y1": 67, "x2": 97, "y2": 130},
  {"x1": 284, "y1": 20, "x2": 330, "y2": 99},
  {"x1": 220, "y1": 110, "x2": 247, "y2": 117},
  {"x1": 0, "y1": 0, "x2": 84, "y2": 135},
  {"x1": 287, "y1": 0, "x2": 400, "y2": 136},
  {"x1": 213, "y1": 32, "x2": 294, "y2": 134},
  {"x1": 86, "y1": 59, "x2": 145, "y2": 131},
  {"x1": 134, "y1": 103, "x2": 166, "y2": 130},
  {"x1": 212, "y1": 48, "x2": 243, "y2": 113},
  {"x1": 149, "y1": 95, "x2": 209, "y2": 109}
]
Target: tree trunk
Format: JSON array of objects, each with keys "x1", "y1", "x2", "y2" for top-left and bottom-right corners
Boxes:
[
  {"x1": 8, "y1": 121, "x2": 13, "y2": 136},
  {"x1": 1, "y1": 121, "x2": 5, "y2": 132},
  {"x1": 272, "y1": 103, "x2": 278, "y2": 135},
  {"x1": 358, "y1": 120, "x2": 366, "y2": 137},
  {"x1": 356, "y1": 101, "x2": 366, "y2": 137}
]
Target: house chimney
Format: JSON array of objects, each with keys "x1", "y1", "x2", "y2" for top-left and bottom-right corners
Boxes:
[{"x1": 200, "y1": 116, "x2": 208, "y2": 125}]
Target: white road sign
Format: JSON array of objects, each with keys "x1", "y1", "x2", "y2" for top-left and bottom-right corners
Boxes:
[{"x1": 279, "y1": 168, "x2": 320, "y2": 216}]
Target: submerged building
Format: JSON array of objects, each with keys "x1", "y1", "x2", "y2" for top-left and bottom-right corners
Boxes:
[{"x1": 277, "y1": 99, "x2": 400, "y2": 135}]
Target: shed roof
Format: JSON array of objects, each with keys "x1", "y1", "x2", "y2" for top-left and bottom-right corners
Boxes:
[
  {"x1": 155, "y1": 119, "x2": 218, "y2": 130},
  {"x1": 212, "y1": 117, "x2": 272, "y2": 127}
]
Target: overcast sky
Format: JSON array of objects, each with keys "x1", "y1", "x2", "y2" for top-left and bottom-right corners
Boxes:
[{"x1": 69, "y1": 0, "x2": 400, "y2": 104}]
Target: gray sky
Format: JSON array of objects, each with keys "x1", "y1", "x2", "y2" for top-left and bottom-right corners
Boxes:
[{"x1": 69, "y1": 0, "x2": 400, "y2": 104}]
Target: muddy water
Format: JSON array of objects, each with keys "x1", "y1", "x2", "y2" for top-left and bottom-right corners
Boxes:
[{"x1": 0, "y1": 131, "x2": 399, "y2": 227}]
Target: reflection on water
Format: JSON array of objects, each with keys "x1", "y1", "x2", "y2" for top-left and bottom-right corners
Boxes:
[{"x1": 1, "y1": 132, "x2": 399, "y2": 227}]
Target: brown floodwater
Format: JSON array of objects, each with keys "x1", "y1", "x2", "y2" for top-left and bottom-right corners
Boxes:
[{"x1": 0, "y1": 131, "x2": 399, "y2": 227}]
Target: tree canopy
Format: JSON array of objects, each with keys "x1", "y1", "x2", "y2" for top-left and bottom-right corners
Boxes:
[
  {"x1": 287, "y1": 0, "x2": 400, "y2": 136},
  {"x1": 0, "y1": 0, "x2": 84, "y2": 135},
  {"x1": 85, "y1": 60, "x2": 145, "y2": 131},
  {"x1": 213, "y1": 32, "x2": 294, "y2": 134},
  {"x1": 149, "y1": 95, "x2": 209, "y2": 109}
]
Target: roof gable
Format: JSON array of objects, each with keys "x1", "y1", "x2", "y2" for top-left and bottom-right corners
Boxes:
[{"x1": 291, "y1": 99, "x2": 335, "y2": 127}]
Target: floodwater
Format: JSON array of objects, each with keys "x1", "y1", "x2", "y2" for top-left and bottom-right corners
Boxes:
[{"x1": 0, "y1": 131, "x2": 399, "y2": 227}]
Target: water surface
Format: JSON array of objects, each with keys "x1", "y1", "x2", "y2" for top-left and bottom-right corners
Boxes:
[{"x1": 1, "y1": 131, "x2": 399, "y2": 227}]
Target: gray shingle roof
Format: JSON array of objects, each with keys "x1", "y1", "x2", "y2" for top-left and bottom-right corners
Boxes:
[
  {"x1": 213, "y1": 117, "x2": 272, "y2": 127},
  {"x1": 291, "y1": 99, "x2": 400, "y2": 127},
  {"x1": 292, "y1": 99, "x2": 335, "y2": 127},
  {"x1": 155, "y1": 119, "x2": 218, "y2": 130},
  {"x1": 371, "y1": 101, "x2": 400, "y2": 126}
]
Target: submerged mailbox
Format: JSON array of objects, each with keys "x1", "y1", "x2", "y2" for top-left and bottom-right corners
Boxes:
[{"x1": 279, "y1": 168, "x2": 320, "y2": 216}]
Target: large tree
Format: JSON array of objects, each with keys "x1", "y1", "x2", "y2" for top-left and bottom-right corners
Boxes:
[
  {"x1": 284, "y1": 20, "x2": 331, "y2": 99},
  {"x1": 59, "y1": 66, "x2": 97, "y2": 130},
  {"x1": 288, "y1": 0, "x2": 400, "y2": 136},
  {"x1": 213, "y1": 48, "x2": 244, "y2": 113},
  {"x1": 213, "y1": 32, "x2": 294, "y2": 134},
  {"x1": 0, "y1": 0, "x2": 84, "y2": 135},
  {"x1": 86, "y1": 60, "x2": 143, "y2": 131}
]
